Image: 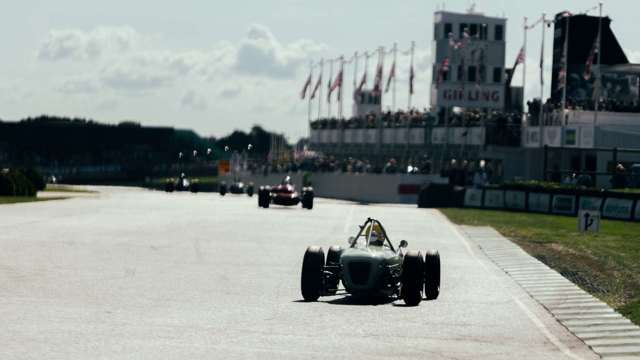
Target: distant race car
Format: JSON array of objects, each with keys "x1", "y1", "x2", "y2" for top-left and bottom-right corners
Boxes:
[
  {"x1": 219, "y1": 180, "x2": 254, "y2": 197},
  {"x1": 165, "y1": 173, "x2": 199, "y2": 193},
  {"x1": 257, "y1": 176, "x2": 313, "y2": 209},
  {"x1": 300, "y1": 218, "x2": 440, "y2": 306}
]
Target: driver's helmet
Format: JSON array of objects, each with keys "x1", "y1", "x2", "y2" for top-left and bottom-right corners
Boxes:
[
  {"x1": 369, "y1": 231, "x2": 384, "y2": 246},
  {"x1": 282, "y1": 176, "x2": 292, "y2": 185},
  {"x1": 365, "y1": 223, "x2": 385, "y2": 246}
]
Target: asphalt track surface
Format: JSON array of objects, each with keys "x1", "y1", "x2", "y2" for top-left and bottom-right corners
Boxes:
[{"x1": 0, "y1": 187, "x2": 599, "y2": 359}]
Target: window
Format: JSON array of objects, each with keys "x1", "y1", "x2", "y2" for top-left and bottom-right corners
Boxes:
[
  {"x1": 444, "y1": 23, "x2": 452, "y2": 39},
  {"x1": 493, "y1": 67, "x2": 503, "y2": 83},
  {"x1": 468, "y1": 66, "x2": 477, "y2": 82},
  {"x1": 479, "y1": 65, "x2": 486, "y2": 83},
  {"x1": 470, "y1": 24, "x2": 478, "y2": 38},
  {"x1": 459, "y1": 23, "x2": 468, "y2": 38},
  {"x1": 457, "y1": 65, "x2": 464, "y2": 81},
  {"x1": 494, "y1": 24, "x2": 504, "y2": 41},
  {"x1": 480, "y1": 24, "x2": 488, "y2": 40}
]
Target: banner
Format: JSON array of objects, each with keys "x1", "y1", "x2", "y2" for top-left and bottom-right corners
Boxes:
[
  {"x1": 382, "y1": 129, "x2": 396, "y2": 144},
  {"x1": 579, "y1": 196, "x2": 603, "y2": 212},
  {"x1": 329, "y1": 129, "x2": 340, "y2": 144},
  {"x1": 483, "y1": 190, "x2": 505, "y2": 209},
  {"x1": 464, "y1": 189, "x2": 483, "y2": 207},
  {"x1": 343, "y1": 129, "x2": 354, "y2": 144},
  {"x1": 552, "y1": 195, "x2": 576, "y2": 215},
  {"x1": 365, "y1": 129, "x2": 377, "y2": 144},
  {"x1": 603, "y1": 198, "x2": 634, "y2": 220},
  {"x1": 523, "y1": 128, "x2": 541, "y2": 148},
  {"x1": 505, "y1": 190, "x2": 526, "y2": 210},
  {"x1": 528, "y1": 193, "x2": 550, "y2": 213},
  {"x1": 409, "y1": 129, "x2": 425, "y2": 145},
  {"x1": 543, "y1": 127, "x2": 562, "y2": 147}
]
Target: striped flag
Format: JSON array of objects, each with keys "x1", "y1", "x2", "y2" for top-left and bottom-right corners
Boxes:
[
  {"x1": 328, "y1": 68, "x2": 343, "y2": 101},
  {"x1": 309, "y1": 74, "x2": 322, "y2": 100},
  {"x1": 437, "y1": 57, "x2": 450, "y2": 87},
  {"x1": 385, "y1": 61, "x2": 395, "y2": 93},
  {"x1": 515, "y1": 46, "x2": 525, "y2": 65},
  {"x1": 372, "y1": 63, "x2": 383, "y2": 95},
  {"x1": 357, "y1": 71, "x2": 367, "y2": 93},
  {"x1": 409, "y1": 64, "x2": 415, "y2": 95},
  {"x1": 300, "y1": 74, "x2": 311, "y2": 99},
  {"x1": 584, "y1": 31, "x2": 600, "y2": 80}
]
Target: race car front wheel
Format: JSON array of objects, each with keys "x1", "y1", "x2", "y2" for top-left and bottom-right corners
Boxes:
[
  {"x1": 325, "y1": 246, "x2": 342, "y2": 295},
  {"x1": 424, "y1": 250, "x2": 441, "y2": 300},
  {"x1": 301, "y1": 246, "x2": 325, "y2": 301},
  {"x1": 401, "y1": 251, "x2": 424, "y2": 306}
]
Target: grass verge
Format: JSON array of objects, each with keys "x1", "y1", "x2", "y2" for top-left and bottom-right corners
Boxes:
[
  {"x1": 440, "y1": 208, "x2": 640, "y2": 326},
  {"x1": 44, "y1": 184, "x2": 97, "y2": 193},
  {"x1": 0, "y1": 196, "x2": 68, "y2": 205}
]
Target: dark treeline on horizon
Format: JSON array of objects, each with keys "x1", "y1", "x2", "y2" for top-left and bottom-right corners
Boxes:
[{"x1": 0, "y1": 115, "x2": 290, "y2": 180}]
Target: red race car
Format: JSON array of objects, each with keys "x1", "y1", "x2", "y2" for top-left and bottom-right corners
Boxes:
[{"x1": 258, "y1": 176, "x2": 314, "y2": 209}]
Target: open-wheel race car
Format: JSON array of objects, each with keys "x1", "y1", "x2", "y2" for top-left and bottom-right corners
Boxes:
[
  {"x1": 219, "y1": 178, "x2": 254, "y2": 197},
  {"x1": 164, "y1": 173, "x2": 199, "y2": 193},
  {"x1": 300, "y1": 218, "x2": 440, "y2": 306},
  {"x1": 258, "y1": 176, "x2": 314, "y2": 209}
]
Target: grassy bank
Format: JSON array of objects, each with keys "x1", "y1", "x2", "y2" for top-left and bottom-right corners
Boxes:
[
  {"x1": 0, "y1": 196, "x2": 67, "y2": 205},
  {"x1": 440, "y1": 208, "x2": 640, "y2": 326},
  {"x1": 44, "y1": 184, "x2": 97, "y2": 193}
]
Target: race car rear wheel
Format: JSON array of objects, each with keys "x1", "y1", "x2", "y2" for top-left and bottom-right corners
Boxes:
[
  {"x1": 401, "y1": 251, "x2": 424, "y2": 306},
  {"x1": 247, "y1": 186, "x2": 254, "y2": 197},
  {"x1": 219, "y1": 184, "x2": 227, "y2": 196},
  {"x1": 424, "y1": 250, "x2": 441, "y2": 300},
  {"x1": 301, "y1": 191, "x2": 314, "y2": 210},
  {"x1": 258, "y1": 188, "x2": 269, "y2": 208},
  {"x1": 325, "y1": 246, "x2": 342, "y2": 295},
  {"x1": 301, "y1": 246, "x2": 325, "y2": 301}
]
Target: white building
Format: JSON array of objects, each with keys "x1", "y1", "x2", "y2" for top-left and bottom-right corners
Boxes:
[{"x1": 431, "y1": 10, "x2": 507, "y2": 111}]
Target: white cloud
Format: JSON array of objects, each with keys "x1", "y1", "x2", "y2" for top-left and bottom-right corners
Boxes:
[
  {"x1": 234, "y1": 24, "x2": 327, "y2": 78},
  {"x1": 57, "y1": 76, "x2": 100, "y2": 94},
  {"x1": 180, "y1": 90, "x2": 208, "y2": 111},
  {"x1": 100, "y1": 62, "x2": 173, "y2": 91},
  {"x1": 218, "y1": 86, "x2": 242, "y2": 99},
  {"x1": 38, "y1": 26, "x2": 138, "y2": 61}
]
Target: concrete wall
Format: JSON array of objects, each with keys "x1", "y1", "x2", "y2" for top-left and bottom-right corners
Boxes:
[{"x1": 222, "y1": 172, "x2": 448, "y2": 204}]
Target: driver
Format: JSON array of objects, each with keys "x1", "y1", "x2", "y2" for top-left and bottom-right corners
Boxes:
[{"x1": 369, "y1": 230, "x2": 384, "y2": 246}]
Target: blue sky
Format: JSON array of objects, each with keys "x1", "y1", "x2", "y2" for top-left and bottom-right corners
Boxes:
[{"x1": 0, "y1": 0, "x2": 637, "y2": 140}]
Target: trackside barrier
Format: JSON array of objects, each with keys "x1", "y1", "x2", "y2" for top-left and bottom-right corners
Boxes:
[
  {"x1": 457, "y1": 187, "x2": 640, "y2": 222},
  {"x1": 223, "y1": 172, "x2": 448, "y2": 204}
]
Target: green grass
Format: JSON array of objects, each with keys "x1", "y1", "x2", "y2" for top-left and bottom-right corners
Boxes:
[
  {"x1": 44, "y1": 184, "x2": 97, "y2": 193},
  {"x1": 0, "y1": 196, "x2": 68, "y2": 205},
  {"x1": 440, "y1": 208, "x2": 640, "y2": 326}
]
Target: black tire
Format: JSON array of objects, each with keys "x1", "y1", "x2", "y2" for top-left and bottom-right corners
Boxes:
[
  {"x1": 325, "y1": 246, "x2": 342, "y2": 295},
  {"x1": 247, "y1": 186, "x2": 254, "y2": 197},
  {"x1": 190, "y1": 183, "x2": 199, "y2": 193},
  {"x1": 401, "y1": 251, "x2": 424, "y2": 306},
  {"x1": 258, "y1": 188, "x2": 269, "y2": 208},
  {"x1": 301, "y1": 246, "x2": 325, "y2": 301},
  {"x1": 424, "y1": 250, "x2": 441, "y2": 300},
  {"x1": 302, "y1": 191, "x2": 314, "y2": 210},
  {"x1": 219, "y1": 184, "x2": 227, "y2": 196},
  {"x1": 165, "y1": 182, "x2": 174, "y2": 193}
]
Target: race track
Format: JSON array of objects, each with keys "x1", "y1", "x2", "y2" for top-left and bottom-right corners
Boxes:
[{"x1": 0, "y1": 187, "x2": 599, "y2": 359}]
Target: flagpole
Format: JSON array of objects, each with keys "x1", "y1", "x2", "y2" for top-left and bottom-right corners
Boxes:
[
  {"x1": 539, "y1": 13, "x2": 546, "y2": 145},
  {"x1": 561, "y1": 13, "x2": 570, "y2": 113},
  {"x1": 523, "y1": 17, "x2": 528, "y2": 123},
  {"x1": 594, "y1": 2, "x2": 603, "y2": 126},
  {"x1": 392, "y1": 42, "x2": 397, "y2": 112},
  {"x1": 339, "y1": 56, "x2": 344, "y2": 119},
  {"x1": 408, "y1": 41, "x2": 415, "y2": 110},
  {"x1": 327, "y1": 59, "x2": 334, "y2": 118},
  {"x1": 307, "y1": 61, "x2": 313, "y2": 139},
  {"x1": 317, "y1": 59, "x2": 324, "y2": 120}
]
